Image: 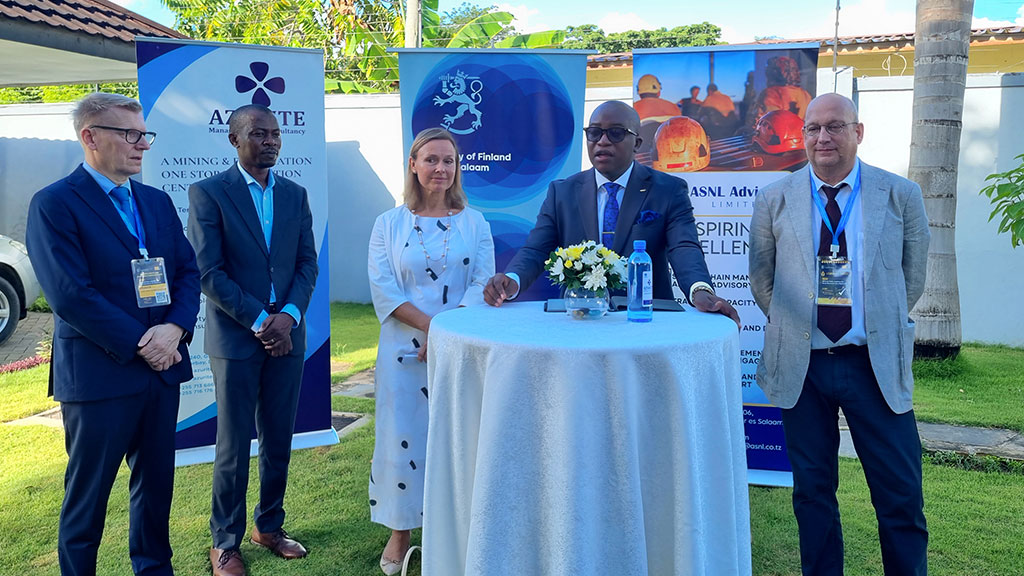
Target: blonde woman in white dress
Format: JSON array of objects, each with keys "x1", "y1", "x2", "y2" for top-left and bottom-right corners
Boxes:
[{"x1": 367, "y1": 128, "x2": 495, "y2": 574}]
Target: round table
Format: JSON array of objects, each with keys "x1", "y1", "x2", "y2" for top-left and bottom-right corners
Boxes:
[{"x1": 422, "y1": 302, "x2": 751, "y2": 576}]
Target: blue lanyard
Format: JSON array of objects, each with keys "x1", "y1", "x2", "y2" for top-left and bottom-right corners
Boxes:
[
  {"x1": 810, "y1": 175, "x2": 858, "y2": 258},
  {"x1": 117, "y1": 193, "x2": 149, "y2": 259}
]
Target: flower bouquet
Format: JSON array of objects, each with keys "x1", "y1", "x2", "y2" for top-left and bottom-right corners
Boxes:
[{"x1": 544, "y1": 241, "x2": 627, "y2": 319}]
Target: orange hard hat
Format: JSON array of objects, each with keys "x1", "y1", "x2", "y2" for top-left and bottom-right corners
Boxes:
[
  {"x1": 637, "y1": 74, "x2": 662, "y2": 96},
  {"x1": 752, "y1": 110, "x2": 805, "y2": 155},
  {"x1": 652, "y1": 116, "x2": 710, "y2": 172}
]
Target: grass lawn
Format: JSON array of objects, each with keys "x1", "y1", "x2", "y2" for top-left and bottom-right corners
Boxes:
[
  {"x1": 0, "y1": 364, "x2": 57, "y2": 422},
  {"x1": 329, "y1": 302, "x2": 379, "y2": 383},
  {"x1": 912, "y1": 344, "x2": 1024, "y2": 432},
  {"x1": 3, "y1": 308, "x2": 1024, "y2": 574}
]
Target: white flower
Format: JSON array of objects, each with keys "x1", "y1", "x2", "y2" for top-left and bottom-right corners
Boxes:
[
  {"x1": 583, "y1": 266, "x2": 607, "y2": 291},
  {"x1": 573, "y1": 259, "x2": 583, "y2": 271},
  {"x1": 581, "y1": 248, "x2": 601, "y2": 267},
  {"x1": 549, "y1": 257, "x2": 565, "y2": 281}
]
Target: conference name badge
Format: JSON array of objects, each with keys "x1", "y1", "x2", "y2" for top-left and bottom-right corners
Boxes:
[
  {"x1": 132, "y1": 257, "x2": 171, "y2": 308},
  {"x1": 816, "y1": 256, "x2": 853, "y2": 307}
]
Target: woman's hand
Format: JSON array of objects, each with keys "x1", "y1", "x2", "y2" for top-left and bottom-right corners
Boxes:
[{"x1": 417, "y1": 333, "x2": 428, "y2": 363}]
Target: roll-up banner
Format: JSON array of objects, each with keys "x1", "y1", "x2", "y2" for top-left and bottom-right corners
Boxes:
[
  {"x1": 395, "y1": 49, "x2": 591, "y2": 301},
  {"x1": 634, "y1": 43, "x2": 820, "y2": 487},
  {"x1": 136, "y1": 38, "x2": 336, "y2": 466}
]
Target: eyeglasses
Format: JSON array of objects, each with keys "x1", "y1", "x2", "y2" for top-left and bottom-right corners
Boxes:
[
  {"x1": 583, "y1": 126, "x2": 638, "y2": 143},
  {"x1": 89, "y1": 125, "x2": 157, "y2": 145},
  {"x1": 802, "y1": 122, "x2": 856, "y2": 138}
]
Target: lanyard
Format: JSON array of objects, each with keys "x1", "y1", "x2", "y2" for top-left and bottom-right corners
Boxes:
[
  {"x1": 116, "y1": 192, "x2": 149, "y2": 259},
  {"x1": 810, "y1": 175, "x2": 859, "y2": 258}
]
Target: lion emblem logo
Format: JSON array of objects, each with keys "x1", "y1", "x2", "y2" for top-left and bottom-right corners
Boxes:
[{"x1": 433, "y1": 70, "x2": 483, "y2": 135}]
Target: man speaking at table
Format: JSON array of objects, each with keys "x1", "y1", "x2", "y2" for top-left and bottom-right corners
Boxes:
[
  {"x1": 484, "y1": 100, "x2": 739, "y2": 324},
  {"x1": 748, "y1": 93, "x2": 930, "y2": 575}
]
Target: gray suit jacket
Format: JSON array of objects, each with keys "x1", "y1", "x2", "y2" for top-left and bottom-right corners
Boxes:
[
  {"x1": 748, "y1": 162, "x2": 930, "y2": 413},
  {"x1": 187, "y1": 166, "x2": 318, "y2": 360},
  {"x1": 506, "y1": 164, "x2": 712, "y2": 301}
]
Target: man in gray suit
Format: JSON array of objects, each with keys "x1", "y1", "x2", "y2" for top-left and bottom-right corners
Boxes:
[
  {"x1": 749, "y1": 93, "x2": 930, "y2": 575},
  {"x1": 485, "y1": 100, "x2": 739, "y2": 323},
  {"x1": 188, "y1": 105, "x2": 318, "y2": 576}
]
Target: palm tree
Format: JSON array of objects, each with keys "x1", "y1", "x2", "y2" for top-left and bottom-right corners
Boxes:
[{"x1": 908, "y1": 0, "x2": 974, "y2": 359}]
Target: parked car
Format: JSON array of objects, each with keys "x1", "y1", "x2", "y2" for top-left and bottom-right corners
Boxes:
[{"x1": 0, "y1": 234, "x2": 41, "y2": 346}]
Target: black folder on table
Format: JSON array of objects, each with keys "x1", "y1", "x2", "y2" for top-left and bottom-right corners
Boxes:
[{"x1": 544, "y1": 297, "x2": 685, "y2": 313}]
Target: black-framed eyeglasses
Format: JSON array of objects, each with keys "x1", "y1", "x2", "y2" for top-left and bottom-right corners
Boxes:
[
  {"x1": 583, "y1": 126, "x2": 638, "y2": 143},
  {"x1": 802, "y1": 122, "x2": 856, "y2": 138},
  {"x1": 89, "y1": 125, "x2": 157, "y2": 145}
]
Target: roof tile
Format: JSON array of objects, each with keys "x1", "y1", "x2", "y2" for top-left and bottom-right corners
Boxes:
[{"x1": 0, "y1": 0, "x2": 184, "y2": 43}]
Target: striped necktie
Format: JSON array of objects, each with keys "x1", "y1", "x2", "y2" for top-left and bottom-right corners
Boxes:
[{"x1": 602, "y1": 182, "x2": 620, "y2": 248}]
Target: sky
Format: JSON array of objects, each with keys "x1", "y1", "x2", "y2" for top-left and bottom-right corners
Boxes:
[{"x1": 120, "y1": 0, "x2": 1024, "y2": 44}]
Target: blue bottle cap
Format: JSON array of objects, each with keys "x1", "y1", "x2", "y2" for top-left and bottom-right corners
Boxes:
[{"x1": 633, "y1": 240, "x2": 646, "y2": 250}]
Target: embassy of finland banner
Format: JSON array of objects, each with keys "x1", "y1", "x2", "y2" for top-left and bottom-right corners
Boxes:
[
  {"x1": 396, "y1": 49, "x2": 590, "y2": 301},
  {"x1": 633, "y1": 44, "x2": 820, "y2": 487},
  {"x1": 136, "y1": 38, "x2": 335, "y2": 465}
]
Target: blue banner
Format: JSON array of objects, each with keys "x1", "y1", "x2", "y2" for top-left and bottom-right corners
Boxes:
[
  {"x1": 634, "y1": 44, "x2": 820, "y2": 486},
  {"x1": 136, "y1": 38, "x2": 336, "y2": 465},
  {"x1": 397, "y1": 49, "x2": 589, "y2": 301}
]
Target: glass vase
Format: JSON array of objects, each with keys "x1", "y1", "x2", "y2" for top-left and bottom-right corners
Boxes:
[{"x1": 564, "y1": 286, "x2": 609, "y2": 320}]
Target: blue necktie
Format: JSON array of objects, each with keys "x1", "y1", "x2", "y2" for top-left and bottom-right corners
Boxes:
[
  {"x1": 602, "y1": 182, "x2": 620, "y2": 249},
  {"x1": 109, "y1": 186, "x2": 137, "y2": 236}
]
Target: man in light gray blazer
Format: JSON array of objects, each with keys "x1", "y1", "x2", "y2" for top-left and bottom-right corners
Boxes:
[
  {"x1": 749, "y1": 93, "x2": 930, "y2": 575},
  {"x1": 188, "y1": 105, "x2": 318, "y2": 576}
]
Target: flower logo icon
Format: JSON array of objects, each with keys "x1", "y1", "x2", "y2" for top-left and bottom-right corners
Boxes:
[{"x1": 235, "y1": 62, "x2": 285, "y2": 107}]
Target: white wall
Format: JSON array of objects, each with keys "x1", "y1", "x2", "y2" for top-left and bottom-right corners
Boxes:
[
  {"x1": 857, "y1": 74, "x2": 1024, "y2": 346},
  {"x1": 1, "y1": 76, "x2": 1022, "y2": 345}
]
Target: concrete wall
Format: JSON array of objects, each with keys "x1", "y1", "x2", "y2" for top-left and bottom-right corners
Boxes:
[
  {"x1": 1, "y1": 76, "x2": 1021, "y2": 345},
  {"x1": 856, "y1": 73, "x2": 1024, "y2": 347}
]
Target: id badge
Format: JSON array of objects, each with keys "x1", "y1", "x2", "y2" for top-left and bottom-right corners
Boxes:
[
  {"x1": 816, "y1": 256, "x2": 853, "y2": 307},
  {"x1": 131, "y1": 257, "x2": 171, "y2": 308}
]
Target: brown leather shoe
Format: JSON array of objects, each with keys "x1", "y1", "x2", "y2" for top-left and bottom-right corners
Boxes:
[
  {"x1": 210, "y1": 548, "x2": 246, "y2": 576},
  {"x1": 250, "y1": 527, "x2": 308, "y2": 559}
]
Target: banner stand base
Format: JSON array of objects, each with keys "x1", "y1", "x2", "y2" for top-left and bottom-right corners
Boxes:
[
  {"x1": 747, "y1": 469, "x2": 794, "y2": 488},
  {"x1": 174, "y1": 427, "x2": 340, "y2": 467}
]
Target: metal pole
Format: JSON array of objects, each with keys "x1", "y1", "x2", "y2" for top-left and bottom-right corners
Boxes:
[{"x1": 833, "y1": 0, "x2": 841, "y2": 92}]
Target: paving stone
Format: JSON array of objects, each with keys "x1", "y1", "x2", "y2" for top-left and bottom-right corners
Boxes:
[{"x1": 0, "y1": 312, "x2": 52, "y2": 365}]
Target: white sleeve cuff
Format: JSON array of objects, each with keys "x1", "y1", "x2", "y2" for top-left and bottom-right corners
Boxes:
[
  {"x1": 688, "y1": 281, "x2": 715, "y2": 304},
  {"x1": 506, "y1": 272, "x2": 522, "y2": 300}
]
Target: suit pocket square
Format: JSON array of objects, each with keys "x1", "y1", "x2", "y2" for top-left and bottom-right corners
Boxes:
[{"x1": 636, "y1": 210, "x2": 662, "y2": 225}]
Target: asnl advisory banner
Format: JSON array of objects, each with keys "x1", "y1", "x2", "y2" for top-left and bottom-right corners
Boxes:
[
  {"x1": 633, "y1": 44, "x2": 819, "y2": 487},
  {"x1": 396, "y1": 49, "x2": 590, "y2": 301},
  {"x1": 136, "y1": 38, "x2": 335, "y2": 465}
]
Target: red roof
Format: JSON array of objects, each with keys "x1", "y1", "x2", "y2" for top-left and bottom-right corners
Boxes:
[{"x1": 0, "y1": 0, "x2": 184, "y2": 43}]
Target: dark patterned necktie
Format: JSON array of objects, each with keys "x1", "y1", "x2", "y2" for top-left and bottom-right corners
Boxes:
[
  {"x1": 602, "y1": 182, "x2": 620, "y2": 248},
  {"x1": 109, "y1": 186, "x2": 137, "y2": 236},
  {"x1": 817, "y1": 184, "x2": 852, "y2": 343}
]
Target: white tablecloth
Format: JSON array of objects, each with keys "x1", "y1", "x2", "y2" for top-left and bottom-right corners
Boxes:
[{"x1": 422, "y1": 302, "x2": 751, "y2": 576}]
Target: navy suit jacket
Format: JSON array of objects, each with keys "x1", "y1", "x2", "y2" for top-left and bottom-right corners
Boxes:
[
  {"x1": 26, "y1": 164, "x2": 201, "y2": 402},
  {"x1": 506, "y1": 163, "x2": 712, "y2": 301},
  {"x1": 187, "y1": 166, "x2": 318, "y2": 360}
]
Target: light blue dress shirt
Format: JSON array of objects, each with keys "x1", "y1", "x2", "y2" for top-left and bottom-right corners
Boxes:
[
  {"x1": 809, "y1": 158, "x2": 867, "y2": 348},
  {"x1": 237, "y1": 163, "x2": 301, "y2": 332},
  {"x1": 83, "y1": 162, "x2": 141, "y2": 242}
]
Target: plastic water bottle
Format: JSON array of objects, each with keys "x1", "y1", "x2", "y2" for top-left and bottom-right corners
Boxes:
[{"x1": 627, "y1": 240, "x2": 653, "y2": 322}]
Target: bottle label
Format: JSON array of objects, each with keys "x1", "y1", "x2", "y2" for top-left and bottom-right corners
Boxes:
[{"x1": 642, "y1": 270, "x2": 653, "y2": 305}]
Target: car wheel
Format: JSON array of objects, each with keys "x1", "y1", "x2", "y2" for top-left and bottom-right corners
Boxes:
[{"x1": 0, "y1": 276, "x2": 21, "y2": 346}]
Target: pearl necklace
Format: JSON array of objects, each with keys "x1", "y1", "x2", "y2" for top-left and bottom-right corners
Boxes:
[{"x1": 412, "y1": 209, "x2": 454, "y2": 278}]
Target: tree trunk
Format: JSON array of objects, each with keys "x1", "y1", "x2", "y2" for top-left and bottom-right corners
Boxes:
[{"x1": 908, "y1": 0, "x2": 973, "y2": 359}]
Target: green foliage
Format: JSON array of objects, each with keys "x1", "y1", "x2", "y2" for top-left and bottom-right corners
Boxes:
[
  {"x1": 0, "y1": 83, "x2": 137, "y2": 104},
  {"x1": 560, "y1": 22, "x2": 722, "y2": 52},
  {"x1": 925, "y1": 450, "x2": 1024, "y2": 476},
  {"x1": 27, "y1": 294, "x2": 50, "y2": 313},
  {"x1": 980, "y1": 152, "x2": 1024, "y2": 248}
]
